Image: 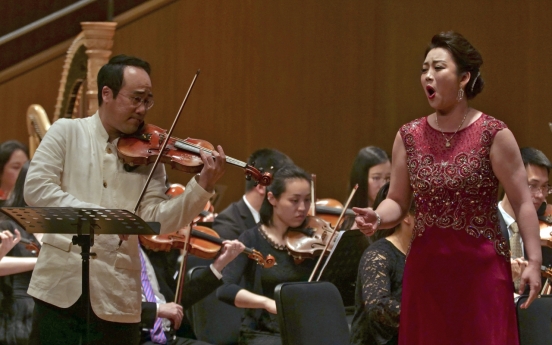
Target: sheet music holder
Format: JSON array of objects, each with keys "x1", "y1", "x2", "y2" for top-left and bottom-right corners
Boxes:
[
  {"x1": 0, "y1": 207, "x2": 160, "y2": 344},
  {"x1": 316, "y1": 229, "x2": 369, "y2": 306}
]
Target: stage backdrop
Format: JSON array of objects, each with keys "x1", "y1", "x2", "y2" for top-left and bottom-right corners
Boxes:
[{"x1": 1, "y1": 0, "x2": 551, "y2": 210}]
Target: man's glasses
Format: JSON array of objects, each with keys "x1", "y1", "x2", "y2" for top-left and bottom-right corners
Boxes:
[
  {"x1": 124, "y1": 94, "x2": 154, "y2": 110},
  {"x1": 528, "y1": 184, "x2": 552, "y2": 196}
]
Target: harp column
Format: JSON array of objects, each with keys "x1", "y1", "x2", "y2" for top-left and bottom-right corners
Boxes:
[{"x1": 81, "y1": 22, "x2": 117, "y2": 116}]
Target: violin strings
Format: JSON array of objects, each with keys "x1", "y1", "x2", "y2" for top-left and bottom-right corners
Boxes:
[{"x1": 172, "y1": 136, "x2": 246, "y2": 167}]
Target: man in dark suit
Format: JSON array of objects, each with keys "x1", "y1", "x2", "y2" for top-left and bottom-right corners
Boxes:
[
  {"x1": 212, "y1": 149, "x2": 293, "y2": 240},
  {"x1": 498, "y1": 147, "x2": 552, "y2": 292},
  {"x1": 139, "y1": 240, "x2": 244, "y2": 345}
]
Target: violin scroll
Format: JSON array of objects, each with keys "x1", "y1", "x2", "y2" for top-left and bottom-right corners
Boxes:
[
  {"x1": 246, "y1": 249, "x2": 276, "y2": 268},
  {"x1": 244, "y1": 165, "x2": 272, "y2": 187}
]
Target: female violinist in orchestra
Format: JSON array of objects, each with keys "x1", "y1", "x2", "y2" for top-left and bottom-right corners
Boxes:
[
  {"x1": 341, "y1": 146, "x2": 390, "y2": 230},
  {"x1": 0, "y1": 161, "x2": 41, "y2": 345},
  {"x1": 349, "y1": 182, "x2": 414, "y2": 345},
  {"x1": 0, "y1": 140, "x2": 29, "y2": 202},
  {"x1": 217, "y1": 165, "x2": 316, "y2": 345}
]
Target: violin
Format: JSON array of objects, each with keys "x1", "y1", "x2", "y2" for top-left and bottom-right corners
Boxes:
[
  {"x1": 117, "y1": 124, "x2": 272, "y2": 186},
  {"x1": 139, "y1": 225, "x2": 275, "y2": 268},
  {"x1": 537, "y1": 202, "x2": 552, "y2": 248},
  {"x1": 166, "y1": 183, "x2": 215, "y2": 222},
  {"x1": 285, "y1": 216, "x2": 338, "y2": 263},
  {"x1": 314, "y1": 198, "x2": 355, "y2": 228}
]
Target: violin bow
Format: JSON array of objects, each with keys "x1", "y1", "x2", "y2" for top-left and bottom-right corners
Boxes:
[
  {"x1": 310, "y1": 174, "x2": 316, "y2": 216},
  {"x1": 308, "y1": 184, "x2": 358, "y2": 282},
  {"x1": 132, "y1": 70, "x2": 201, "y2": 213}
]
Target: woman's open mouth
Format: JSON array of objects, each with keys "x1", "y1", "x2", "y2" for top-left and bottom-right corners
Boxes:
[{"x1": 426, "y1": 85, "x2": 436, "y2": 99}]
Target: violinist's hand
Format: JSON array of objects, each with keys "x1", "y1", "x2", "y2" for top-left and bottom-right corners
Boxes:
[
  {"x1": 352, "y1": 207, "x2": 379, "y2": 237},
  {"x1": 518, "y1": 262, "x2": 541, "y2": 309},
  {"x1": 158, "y1": 302, "x2": 183, "y2": 329},
  {"x1": 0, "y1": 229, "x2": 21, "y2": 259},
  {"x1": 213, "y1": 240, "x2": 245, "y2": 273},
  {"x1": 510, "y1": 257, "x2": 528, "y2": 281},
  {"x1": 197, "y1": 145, "x2": 226, "y2": 193},
  {"x1": 264, "y1": 298, "x2": 277, "y2": 314},
  {"x1": 118, "y1": 234, "x2": 130, "y2": 243}
]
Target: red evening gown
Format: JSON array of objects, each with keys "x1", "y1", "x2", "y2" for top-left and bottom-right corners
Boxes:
[{"x1": 398, "y1": 114, "x2": 518, "y2": 345}]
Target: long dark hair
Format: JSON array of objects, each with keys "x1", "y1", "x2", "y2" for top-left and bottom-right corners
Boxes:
[
  {"x1": 259, "y1": 165, "x2": 311, "y2": 226},
  {"x1": 4, "y1": 161, "x2": 29, "y2": 208},
  {"x1": 348, "y1": 146, "x2": 389, "y2": 208},
  {"x1": 425, "y1": 31, "x2": 484, "y2": 99},
  {"x1": 0, "y1": 140, "x2": 29, "y2": 179}
]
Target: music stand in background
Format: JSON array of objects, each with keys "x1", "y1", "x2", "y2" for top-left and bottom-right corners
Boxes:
[
  {"x1": 316, "y1": 230, "x2": 369, "y2": 307},
  {"x1": 0, "y1": 207, "x2": 160, "y2": 344}
]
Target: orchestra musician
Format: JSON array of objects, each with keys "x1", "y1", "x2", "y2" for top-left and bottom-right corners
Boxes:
[
  {"x1": 0, "y1": 140, "x2": 29, "y2": 201},
  {"x1": 349, "y1": 182, "x2": 414, "y2": 345},
  {"x1": 0, "y1": 161, "x2": 40, "y2": 344},
  {"x1": 354, "y1": 31, "x2": 541, "y2": 345},
  {"x1": 498, "y1": 147, "x2": 552, "y2": 291},
  {"x1": 23, "y1": 55, "x2": 227, "y2": 345},
  {"x1": 216, "y1": 165, "x2": 316, "y2": 345},
  {"x1": 213, "y1": 148, "x2": 293, "y2": 240},
  {"x1": 341, "y1": 146, "x2": 390, "y2": 231}
]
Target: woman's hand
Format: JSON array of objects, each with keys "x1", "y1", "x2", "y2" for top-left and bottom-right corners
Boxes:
[
  {"x1": 353, "y1": 207, "x2": 379, "y2": 236},
  {"x1": 264, "y1": 298, "x2": 277, "y2": 314},
  {"x1": 213, "y1": 240, "x2": 245, "y2": 273},
  {"x1": 518, "y1": 262, "x2": 542, "y2": 309},
  {"x1": 0, "y1": 229, "x2": 20, "y2": 260}
]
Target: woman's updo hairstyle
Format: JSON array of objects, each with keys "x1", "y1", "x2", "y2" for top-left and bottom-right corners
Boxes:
[
  {"x1": 259, "y1": 164, "x2": 311, "y2": 226},
  {"x1": 425, "y1": 31, "x2": 484, "y2": 99}
]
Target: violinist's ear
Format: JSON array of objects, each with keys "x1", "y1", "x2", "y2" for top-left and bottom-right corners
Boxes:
[
  {"x1": 267, "y1": 191, "x2": 277, "y2": 206},
  {"x1": 255, "y1": 184, "x2": 267, "y2": 197},
  {"x1": 101, "y1": 86, "x2": 113, "y2": 103}
]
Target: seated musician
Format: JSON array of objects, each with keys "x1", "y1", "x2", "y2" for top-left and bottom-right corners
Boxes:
[
  {"x1": 139, "y1": 239, "x2": 244, "y2": 345},
  {"x1": 216, "y1": 165, "x2": 317, "y2": 345},
  {"x1": 349, "y1": 182, "x2": 415, "y2": 345},
  {"x1": 498, "y1": 146, "x2": 552, "y2": 293},
  {"x1": 0, "y1": 162, "x2": 40, "y2": 344},
  {"x1": 0, "y1": 140, "x2": 29, "y2": 202},
  {"x1": 213, "y1": 148, "x2": 293, "y2": 240},
  {"x1": 23, "y1": 55, "x2": 226, "y2": 345},
  {"x1": 341, "y1": 146, "x2": 390, "y2": 230}
]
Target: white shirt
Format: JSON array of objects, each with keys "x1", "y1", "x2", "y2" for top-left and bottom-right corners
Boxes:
[
  {"x1": 25, "y1": 112, "x2": 212, "y2": 322},
  {"x1": 243, "y1": 195, "x2": 260, "y2": 223}
]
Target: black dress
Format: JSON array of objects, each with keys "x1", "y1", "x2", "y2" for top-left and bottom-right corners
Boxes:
[
  {"x1": 217, "y1": 225, "x2": 316, "y2": 345},
  {"x1": 349, "y1": 238, "x2": 405, "y2": 345},
  {"x1": 0, "y1": 220, "x2": 40, "y2": 345}
]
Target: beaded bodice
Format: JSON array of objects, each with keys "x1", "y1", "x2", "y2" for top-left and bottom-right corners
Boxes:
[{"x1": 400, "y1": 114, "x2": 509, "y2": 258}]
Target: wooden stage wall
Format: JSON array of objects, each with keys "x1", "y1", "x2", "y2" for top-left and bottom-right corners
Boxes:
[{"x1": 1, "y1": 0, "x2": 551, "y2": 209}]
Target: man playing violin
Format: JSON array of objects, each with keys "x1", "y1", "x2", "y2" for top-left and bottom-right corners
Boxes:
[
  {"x1": 498, "y1": 146, "x2": 552, "y2": 293},
  {"x1": 24, "y1": 55, "x2": 227, "y2": 345}
]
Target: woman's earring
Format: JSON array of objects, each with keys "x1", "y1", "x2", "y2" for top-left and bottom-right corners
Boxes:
[{"x1": 456, "y1": 88, "x2": 464, "y2": 102}]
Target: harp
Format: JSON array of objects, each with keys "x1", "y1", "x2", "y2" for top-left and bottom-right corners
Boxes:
[{"x1": 26, "y1": 22, "x2": 116, "y2": 157}]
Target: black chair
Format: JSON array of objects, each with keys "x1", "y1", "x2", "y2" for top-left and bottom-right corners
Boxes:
[
  {"x1": 185, "y1": 266, "x2": 243, "y2": 345},
  {"x1": 274, "y1": 281, "x2": 350, "y2": 345},
  {"x1": 516, "y1": 295, "x2": 552, "y2": 345}
]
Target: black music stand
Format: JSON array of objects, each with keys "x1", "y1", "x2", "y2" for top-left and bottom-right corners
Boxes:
[
  {"x1": 316, "y1": 230, "x2": 369, "y2": 306},
  {"x1": 0, "y1": 207, "x2": 160, "y2": 344}
]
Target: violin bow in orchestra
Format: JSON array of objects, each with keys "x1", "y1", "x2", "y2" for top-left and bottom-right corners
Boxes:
[{"x1": 308, "y1": 184, "x2": 358, "y2": 282}]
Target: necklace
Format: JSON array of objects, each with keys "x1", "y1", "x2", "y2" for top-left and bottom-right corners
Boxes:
[
  {"x1": 434, "y1": 107, "x2": 470, "y2": 148},
  {"x1": 258, "y1": 225, "x2": 286, "y2": 250}
]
